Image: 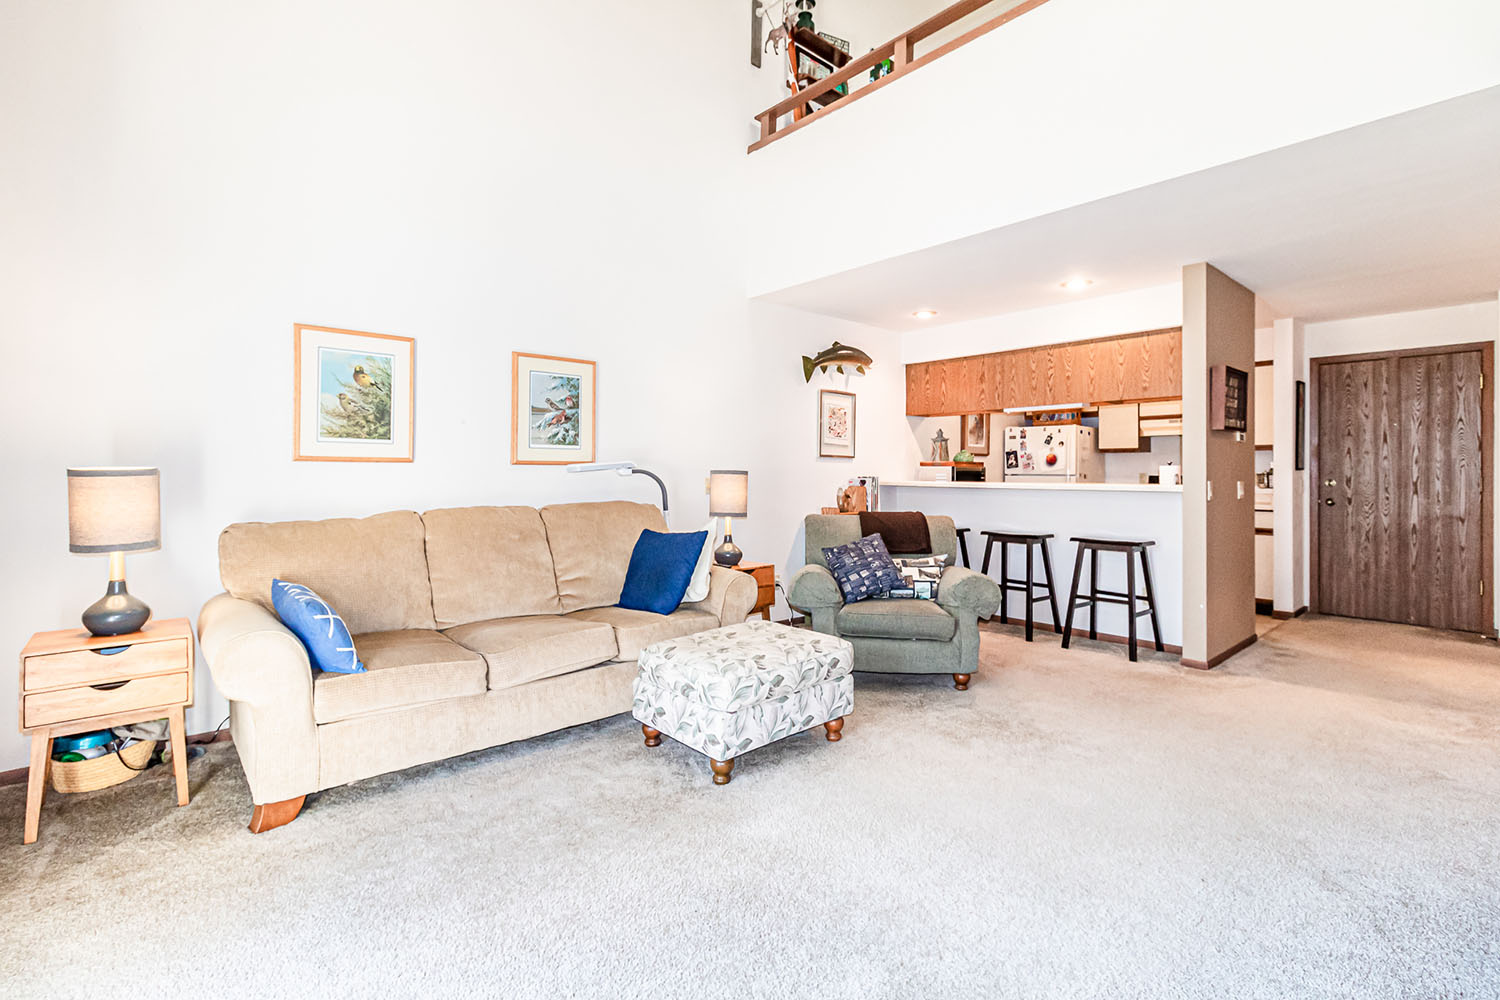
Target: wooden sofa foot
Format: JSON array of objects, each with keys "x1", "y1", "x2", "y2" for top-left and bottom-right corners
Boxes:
[
  {"x1": 710, "y1": 758, "x2": 735, "y2": 785},
  {"x1": 642, "y1": 725, "x2": 662, "y2": 747},
  {"x1": 823, "y1": 717, "x2": 844, "y2": 742},
  {"x1": 953, "y1": 673, "x2": 971, "y2": 691},
  {"x1": 248, "y1": 795, "x2": 305, "y2": 834}
]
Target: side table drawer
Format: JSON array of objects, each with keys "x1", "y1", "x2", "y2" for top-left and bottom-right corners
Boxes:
[
  {"x1": 23, "y1": 671, "x2": 189, "y2": 728},
  {"x1": 23, "y1": 639, "x2": 189, "y2": 692}
]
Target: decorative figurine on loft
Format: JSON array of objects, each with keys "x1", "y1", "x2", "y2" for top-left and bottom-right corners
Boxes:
[
  {"x1": 793, "y1": 0, "x2": 816, "y2": 31},
  {"x1": 930, "y1": 429, "x2": 950, "y2": 463},
  {"x1": 756, "y1": 0, "x2": 792, "y2": 55}
]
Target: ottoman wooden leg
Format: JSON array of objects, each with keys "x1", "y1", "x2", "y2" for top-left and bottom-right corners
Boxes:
[
  {"x1": 642, "y1": 725, "x2": 662, "y2": 748},
  {"x1": 953, "y1": 673, "x2": 971, "y2": 691},
  {"x1": 823, "y1": 717, "x2": 844, "y2": 742},
  {"x1": 710, "y1": 758, "x2": 735, "y2": 785}
]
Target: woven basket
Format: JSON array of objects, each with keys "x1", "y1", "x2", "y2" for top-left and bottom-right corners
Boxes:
[{"x1": 50, "y1": 740, "x2": 155, "y2": 794}]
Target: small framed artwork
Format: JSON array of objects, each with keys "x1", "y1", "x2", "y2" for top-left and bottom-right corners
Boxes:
[
  {"x1": 512, "y1": 352, "x2": 596, "y2": 465},
  {"x1": 1210, "y1": 364, "x2": 1249, "y2": 432},
  {"x1": 961, "y1": 413, "x2": 991, "y2": 456},
  {"x1": 294, "y1": 324, "x2": 415, "y2": 462},
  {"x1": 819, "y1": 389, "x2": 855, "y2": 459},
  {"x1": 1294, "y1": 379, "x2": 1307, "y2": 470}
]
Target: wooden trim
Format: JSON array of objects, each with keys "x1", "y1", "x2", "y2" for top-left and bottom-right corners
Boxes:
[
  {"x1": 1270, "y1": 606, "x2": 1308, "y2": 621},
  {"x1": 293, "y1": 324, "x2": 415, "y2": 463},
  {"x1": 1254, "y1": 359, "x2": 1274, "y2": 368},
  {"x1": 509, "y1": 351, "x2": 598, "y2": 466},
  {"x1": 749, "y1": 0, "x2": 1053, "y2": 152},
  {"x1": 1310, "y1": 341, "x2": 1493, "y2": 630},
  {"x1": 980, "y1": 618, "x2": 1183, "y2": 655},
  {"x1": 1254, "y1": 527, "x2": 1273, "y2": 536},
  {"x1": 1180, "y1": 632, "x2": 1258, "y2": 671}
]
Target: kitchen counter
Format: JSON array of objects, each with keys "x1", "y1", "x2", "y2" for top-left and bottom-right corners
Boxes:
[
  {"x1": 883, "y1": 480, "x2": 1182, "y2": 493},
  {"x1": 883, "y1": 481, "x2": 1183, "y2": 648}
]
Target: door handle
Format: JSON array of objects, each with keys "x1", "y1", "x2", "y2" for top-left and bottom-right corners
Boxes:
[{"x1": 1324, "y1": 498, "x2": 1335, "y2": 506}]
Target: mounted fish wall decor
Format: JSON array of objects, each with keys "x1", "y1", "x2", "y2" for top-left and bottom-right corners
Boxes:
[{"x1": 801, "y1": 342, "x2": 873, "y2": 382}]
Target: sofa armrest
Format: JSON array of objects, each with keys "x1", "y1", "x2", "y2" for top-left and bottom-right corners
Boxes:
[
  {"x1": 682, "y1": 565, "x2": 758, "y2": 626},
  {"x1": 936, "y1": 566, "x2": 1002, "y2": 621},
  {"x1": 198, "y1": 592, "x2": 319, "y2": 803}
]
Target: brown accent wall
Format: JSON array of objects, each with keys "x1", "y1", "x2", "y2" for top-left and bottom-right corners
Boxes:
[{"x1": 1181, "y1": 264, "x2": 1257, "y2": 666}]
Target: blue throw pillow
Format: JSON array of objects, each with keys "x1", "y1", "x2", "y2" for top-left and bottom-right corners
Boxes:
[
  {"x1": 823, "y1": 533, "x2": 904, "y2": 603},
  {"x1": 618, "y1": 529, "x2": 710, "y2": 615},
  {"x1": 272, "y1": 580, "x2": 365, "y2": 674}
]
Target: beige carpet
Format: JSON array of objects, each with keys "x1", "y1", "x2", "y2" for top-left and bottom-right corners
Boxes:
[{"x1": 1, "y1": 616, "x2": 1496, "y2": 998}]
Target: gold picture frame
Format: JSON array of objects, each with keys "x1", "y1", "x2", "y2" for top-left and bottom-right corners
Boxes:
[
  {"x1": 294, "y1": 324, "x2": 415, "y2": 462},
  {"x1": 511, "y1": 352, "x2": 597, "y2": 465}
]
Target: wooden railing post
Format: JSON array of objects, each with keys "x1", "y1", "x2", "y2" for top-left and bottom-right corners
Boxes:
[
  {"x1": 893, "y1": 35, "x2": 913, "y2": 71},
  {"x1": 756, "y1": 110, "x2": 776, "y2": 144}
]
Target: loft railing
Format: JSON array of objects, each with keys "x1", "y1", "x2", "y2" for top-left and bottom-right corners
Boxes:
[{"x1": 749, "y1": 0, "x2": 1053, "y2": 153}]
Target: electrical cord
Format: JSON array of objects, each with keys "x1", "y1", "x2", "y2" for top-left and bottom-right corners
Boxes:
[{"x1": 112, "y1": 714, "x2": 230, "y2": 770}]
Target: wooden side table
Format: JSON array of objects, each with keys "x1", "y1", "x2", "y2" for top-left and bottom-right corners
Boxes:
[
  {"x1": 18, "y1": 618, "x2": 195, "y2": 845},
  {"x1": 732, "y1": 562, "x2": 776, "y2": 621}
]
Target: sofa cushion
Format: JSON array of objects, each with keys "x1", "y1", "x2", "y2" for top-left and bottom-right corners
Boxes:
[
  {"x1": 823, "y1": 534, "x2": 904, "y2": 604},
  {"x1": 312, "y1": 630, "x2": 486, "y2": 724},
  {"x1": 219, "y1": 510, "x2": 436, "y2": 633},
  {"x1": 272, "y1": 580, "x2": 365, "y2": 674},
  {"x1": 568, "y1": 606, "x2": 719, "y2": 661},
  {"x1": 836, "y1": 599, "x2": 957, "y2": 642},
  {"x1": 540, "y1": 501, "x2": 668, "y2": 612},
  {"x1": 444, "y1": 615, "x2": 619, "y2": 690},
  {"x1": 422, "y1": 506, "x2": 562, "y2": 627}
]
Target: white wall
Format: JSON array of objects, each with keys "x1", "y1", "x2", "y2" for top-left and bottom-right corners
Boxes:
[
  {"x1": 748, "y1": 0, "x2": 1500, "y2": 296},
  {"x1": 1300, "y1": 298, "x2": 1500, "y2": 625},
  {"x1": 0, "y1": 2, "x2": 908, "y2": 771},
  {"x1": 903, "y1": 283, "x2": 1182, "y2": 363}
]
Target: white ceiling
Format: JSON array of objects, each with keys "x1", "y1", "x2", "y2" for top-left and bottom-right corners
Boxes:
[{"x1": 758, "y1": 86, "x2": 1500, "y2": 330}]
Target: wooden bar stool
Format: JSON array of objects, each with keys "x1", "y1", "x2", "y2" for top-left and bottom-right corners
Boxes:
[
  {"x1": 979, "y1": 531, "x2": 1060, "y2": 642},
  {"x1": 1061, "y1": 537, "x2": 1163, "y2": 662},
  {"x1": 954, "y1": 528, "x2": 972, "y2": 569}
]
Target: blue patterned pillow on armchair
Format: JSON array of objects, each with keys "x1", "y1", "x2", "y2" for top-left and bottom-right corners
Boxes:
[{"x1": 822, "y1": 533, "x2": 904, "y2": 603}]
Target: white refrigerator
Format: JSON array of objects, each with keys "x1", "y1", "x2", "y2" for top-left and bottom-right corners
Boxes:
[{"x1": 1002, "y1": 425, "x2": 1105, "y2": 482}]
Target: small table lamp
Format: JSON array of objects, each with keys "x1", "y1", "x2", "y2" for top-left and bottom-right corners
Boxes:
[
  {"x1": 67, "y1": 467, "x2": 160, "y2": 636},
  {"x1": 709, "y1": 470, "x2": 748, "y2": 567}
]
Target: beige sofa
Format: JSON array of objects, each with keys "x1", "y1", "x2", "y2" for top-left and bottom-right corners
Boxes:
[{"x1": 198, "y1": 501, "x2": 755, "y2": 832}]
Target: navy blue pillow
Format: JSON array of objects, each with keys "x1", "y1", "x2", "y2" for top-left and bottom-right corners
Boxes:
[
  {"x1": 822, "y1": 533, "x2": 904, "y2": 603},
  {"x1": 272, "y1": 580, "x2": 365, "y2": 674},
  {"x1": 618, "y1": 529, "x2": 711, "y2": 615}
]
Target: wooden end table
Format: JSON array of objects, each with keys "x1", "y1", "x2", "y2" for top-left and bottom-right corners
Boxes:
[
  {"x1": 18, "y1": 618, "x2": 195, "y2": 845},
  {"x1": 732, "y1": 561, "x2": 776, "y2": 620}
]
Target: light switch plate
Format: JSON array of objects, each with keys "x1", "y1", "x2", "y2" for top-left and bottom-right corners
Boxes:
[
  {"x1": 1237, "y1": 481, "x2": 1245, "y2": 500},
  {"x1": 1207, "y1": 481, "x2": 1214, "y2": 501}
]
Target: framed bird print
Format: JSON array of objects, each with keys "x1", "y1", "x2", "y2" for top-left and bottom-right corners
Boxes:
[
  {"x1": 511, "y1": 351, "x2": 596, "y2": 465},
  {"x1": 294, "y1": 324, "x2": 415, "y2": 462}
]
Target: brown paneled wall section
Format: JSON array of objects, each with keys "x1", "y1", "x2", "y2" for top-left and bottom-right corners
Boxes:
[{"x1": 906, "y1": 328, "x2": 1183, "y2": 416}]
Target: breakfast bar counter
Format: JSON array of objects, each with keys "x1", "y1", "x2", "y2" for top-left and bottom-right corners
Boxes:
[{"x1": 882, "y1": 481, "x2": 1184, "y2": 649}]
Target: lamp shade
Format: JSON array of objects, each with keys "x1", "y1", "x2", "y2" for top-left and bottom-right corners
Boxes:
[
  {"x1": 67, "y1": 467, "x2": 160, "y2": 553},
  {"x1": 708, "y1": 470, "x2": 748, "y2": 518}
]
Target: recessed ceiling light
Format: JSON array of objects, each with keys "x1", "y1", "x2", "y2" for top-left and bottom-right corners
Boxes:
[
  {"x1": 1060, "y1": 278, "x2": 1093, "y2": 292},
  {"x1": 912, "y1": 309, "x2": 938, "y2": 319}
]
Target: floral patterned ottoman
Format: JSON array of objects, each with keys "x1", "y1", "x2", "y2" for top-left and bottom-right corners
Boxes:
[{"x1": 632, "y1": 620, "x2": 854, "y2": 785}]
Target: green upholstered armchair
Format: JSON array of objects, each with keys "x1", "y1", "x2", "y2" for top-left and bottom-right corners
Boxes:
[{"x1": 788, "y1": 514, "x2": 1002, "y2": 690}]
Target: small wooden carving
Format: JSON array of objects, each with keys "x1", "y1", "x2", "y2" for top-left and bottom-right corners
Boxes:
[{"x1": 837, "y1": 484, "x2": 868, "y2": 513}]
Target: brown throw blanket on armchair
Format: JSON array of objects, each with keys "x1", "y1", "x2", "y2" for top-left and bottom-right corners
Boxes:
[{"x1": 858, "y1": 511, "x2": 932, "y2": 555}]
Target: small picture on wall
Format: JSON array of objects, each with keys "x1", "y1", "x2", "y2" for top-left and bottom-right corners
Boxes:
[
  {"x1": 961, "y1": 413, "x2": 990, "y2": 456},
  {"x1": 512, "y1": 352, "x2": 596, "y2": 464},
  {"x1": 819, "y1": 389, "x2": 855, "y2": 459},
  {"x1": 294, "y1": 324, "x2": 415, "y2": 462}
]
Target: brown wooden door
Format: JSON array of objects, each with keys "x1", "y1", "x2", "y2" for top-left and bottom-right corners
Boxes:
[{"x1": 1315, "y1": 348, "x2": 1487, "y2": 631}]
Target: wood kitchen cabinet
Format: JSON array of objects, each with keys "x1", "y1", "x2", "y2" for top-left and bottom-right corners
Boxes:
[{"x1": 905, "y1": 327, "x2": 1181, "y2": 416}]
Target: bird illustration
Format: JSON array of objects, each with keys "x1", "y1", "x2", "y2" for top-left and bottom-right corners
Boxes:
[
  {"x1": 352, "y1": 365, "x2": 374, "y2": 388},
  {"x1": 337, "y1": 392, "x2": 369, "y2": 415}
]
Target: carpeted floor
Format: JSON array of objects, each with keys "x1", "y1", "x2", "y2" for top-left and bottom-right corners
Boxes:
[{"x1": 1, "y1": 616, "x2": 1497, "y2": 998}]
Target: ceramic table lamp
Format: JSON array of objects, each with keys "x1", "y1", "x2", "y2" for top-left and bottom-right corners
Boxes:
[
  {"x1": 67, "y1": 467, "x2": 160, "y2": 636},
  {"x1": 709, "y1": 470, "x2": 748, "y2": 567}
]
